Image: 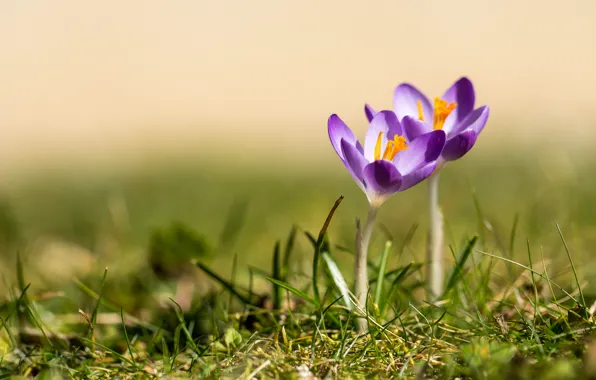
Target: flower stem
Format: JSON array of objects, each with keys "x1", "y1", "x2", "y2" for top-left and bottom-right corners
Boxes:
[
  {"x1": 354, "y1": 205, "x2": 378, "y2": 332},
  {"x1": 427, "y1": 172, "x2": 444, "y2": 300}
]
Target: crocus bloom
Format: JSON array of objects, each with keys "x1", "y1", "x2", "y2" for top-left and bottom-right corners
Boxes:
[
  {"x1": 328, "y1": 110, "x2": 446, "y2": 206},
  {"x1": 365, "y1": 77, "x2": 489, "y2": 162}
]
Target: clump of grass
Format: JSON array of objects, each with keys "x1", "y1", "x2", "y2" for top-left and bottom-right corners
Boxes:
[
  {"x1": 2, "y1": 157, "x2": 596, "y2": 378},
  {"x1": 0, "y1": 194, "x2": 595, "y2": 379}
]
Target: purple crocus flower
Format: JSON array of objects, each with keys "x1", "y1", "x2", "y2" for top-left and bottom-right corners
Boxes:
[
  {"x1": 365, "y1": 77, "x2": 489, "y2": 162},
  {"x1": 328, "y1": 110, "x2": 446, "y2": 206}
]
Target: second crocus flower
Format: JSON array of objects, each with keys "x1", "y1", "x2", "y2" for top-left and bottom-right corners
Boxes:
[{"x1": 365, "y1": 77, "x2": 489, "y2": 163}]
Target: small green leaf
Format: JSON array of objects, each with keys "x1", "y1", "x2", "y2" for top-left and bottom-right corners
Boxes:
[{"x1": 224, "y1": 327, "x2": 242, "y2": 349}]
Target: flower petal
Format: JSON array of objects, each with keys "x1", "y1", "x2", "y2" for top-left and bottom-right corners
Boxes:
[
  {"x1": 401, "y1": 115, "x2": 431, "y2": 141},
  {"x1": 364, "y1": 104, "x2": 378, "y2": 123},
  {"x1": 362, "y1": 160, "x2": 402, "y2": 200},
  {"x1": 394, "y1": 130, "x2": 446, "y2": 174},
  {"x1": 386, "y1": 113, "x2": 405, "y2": 141},
  {"x1": 450, "y1": 105, "x2": 490, "y2": 137},
  {"x1": 442, "y1": 77, "x2": 475, "y2": 123},
  {"x1": 328, "y1": 114, "x2": 362, "y2": 160},
  {"x1": 393, "y1": 83, "x2": 432, "y2": 124},
  {"x1": 341, "y1": 139, "x2": 368, "y2": 187},
  {"x1": 399, "y1": 162, "x2": 438, "y2": 192},
  {"x1": 441, "y1": 130, "x2": 477, "y2": 161},
  {"x1": 440, "y1": 78, "x2": 475, "y2": 134},
  {"x1": 364, "y1": 111, "x2": 402, "y2": 161}
]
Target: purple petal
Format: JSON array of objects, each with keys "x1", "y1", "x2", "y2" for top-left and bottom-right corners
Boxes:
[
  {"x1": 401, "y1": 115, "x2": 431, "y2": 142},
  {"x1": 385, "y1": 112, "x2": 405, "y2": 141},
  {"x1": 450, "y1": 105, "x2": 490, "y2": 137},
  {"x1": 393, "y1": 83, "x2": 432, "y2": 124},
  {"x1": 364, "y1": 111, "x2": 402, "y2": 162},
  {"x1": 328, "y1": 114, "x2": 362, "y2": 160},
  {"x1": 441, "y1": 130, "x2": 478, "y2": 161},
  {"x1": 341, "y1": 139, "x2": 368, "y2": 186},
  {"x1": 399, "y1": 162, "x2": 438, "y2": 192},
  {"x1": 442, "y1": 77, "x2": 475, "y2": 124},
  {"x1": 364, "y1": 104, "x2": 378, "y2": 123},
  {"x1": 362, "y1": 160, "x2": 402, "y2": 199},
  {"x1": 394, "y1": 130, "x2": 446, "y2": 175}
]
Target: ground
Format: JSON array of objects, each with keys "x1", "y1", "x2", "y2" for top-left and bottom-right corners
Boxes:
[{"x1": 1, "y1": 150, "x2": 596, "y2": 379}]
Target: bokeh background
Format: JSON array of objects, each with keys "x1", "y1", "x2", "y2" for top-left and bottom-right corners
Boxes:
[{"x1": 1, "y1": 0, "x2": 596, "y2": 310}]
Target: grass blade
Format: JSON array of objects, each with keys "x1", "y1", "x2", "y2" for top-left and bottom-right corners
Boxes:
[
  {"x1": 272, "y1": 241, "x2": 282, "y2": 310},
  {"x1": 476, "y1": 249, "x2": 579, "y2": 303},
  {"x1": 370, "y1": 263, "x2": 423, "y2": 284},
  {"x1": 312, "y1": 195, "x2": 344, "y2": 305},
  {"x1": 399, "y1": 223, "x2": 419, "y2": 260},
  {"x1": 194, "y1": 261, "x2": 253, "y2": 305},
  {"x1": 503, "y1": 213, "x2": 519, "y2": 280},
  {"x1": 282, "y1": 226, "x2": 297, "y2": 281},
  {"x1": 16, "y1": 251, "x2": 30, "y2": 326},
  {"x1": 89, "y1": 267, "x2": 108, "y2": 343},
  {"x1": 16, "y1": 251, "x2": 26, "y2": 294},
  {"x1": 169, "y1": 298, "x2": 200, "y2": 354},
  {"x1": 15, "y1": 252, "x2": 55, "y2": 347},
  {"x1": 229, "y1": 253, "x2": 238, "y2": 310},
  {"x1": 265, "y1": 277, "x2": 318, "y2": 307},
  {"x1": 73, "y1": 277, "x2": 163, "y2": 333},
  {"x1": 247, "y1": 265, "x2": 271, "y2": 279},
  {"x1": 218, "y1": 197, "x2": 248, "y2": 250},
  {"x1": 444, "y1": 236, "x2": 478, "y2": 295},
  {"x1": 379, "y1": 262, "x2": 416, "y2": 317},
  {"x1": 470, "y1": 186, "x2": 486, "y2": 246},
  {"x1": 322, "y1": 252, "x2": 352, "y2": 310},
  {"x1": 526, "y1": 240, "x2": 539, "y2": 321},
  {"x1": 509, "y1": 213, "x2": 519, "y2": 257},
  {"x1": 79, "y1": 337, "x2": 137, "y2": 367},
  {"x1": 373, "y1": 241, "x2": 392, "y2": 311},
  {"x1": 555, "y1": 221, "x2": 587, "y2": 311},
  {"x1": 334, "y1": 244, "x2": 378, "y2": 272},
  {"x1": 121, "y1": 307, "x2": 136, "y2": 366}
]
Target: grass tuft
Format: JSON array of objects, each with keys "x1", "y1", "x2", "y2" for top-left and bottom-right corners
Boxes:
[{"x1": 2, "y1": 160, "x2": 596, "y2": 378}]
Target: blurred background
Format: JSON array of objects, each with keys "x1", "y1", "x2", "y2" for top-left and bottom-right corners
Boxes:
[{"x1": 0, "y1": 0, "x2": 596, "y2": 312}]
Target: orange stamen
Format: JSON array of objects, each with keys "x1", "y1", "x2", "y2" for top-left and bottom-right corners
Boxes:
[
  {"x1": 432, "y1": 97, "x2": 457, "y2": 130},
  {"x1": 381, "y1": 135, "x2": 408, "y2": 161},
  {"x1": 374, "y1": 132, "x2": 408, "y2": 161}
]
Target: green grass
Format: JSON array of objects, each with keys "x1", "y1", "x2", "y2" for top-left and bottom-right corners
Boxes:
[{"x1": 1, "y1": 150, "x2": 596, "y2": 378}]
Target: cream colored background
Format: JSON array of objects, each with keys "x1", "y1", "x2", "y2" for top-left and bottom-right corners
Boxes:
[{"x1": 1, "y1": 1, "x2": 595, "y2": 173}]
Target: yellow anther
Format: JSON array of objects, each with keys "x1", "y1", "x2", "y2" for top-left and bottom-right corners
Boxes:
[
  {"x1": 417, "y1": 100, "x2": 425, "y2": 121},
  {"x1": 432, "y1": 97, "x2": 457, "y2": 130},
  {"x1": 374, "y1": 132, "x2": 383, "y2": 161}
]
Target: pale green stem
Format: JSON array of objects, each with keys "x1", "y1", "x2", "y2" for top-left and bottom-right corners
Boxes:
[
  {"x1": 354, "y1": 205, "x2": 378, "y2": 332},
  {"x1": 427, "y1": 172, "x2": 444, "y2": 300}
]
